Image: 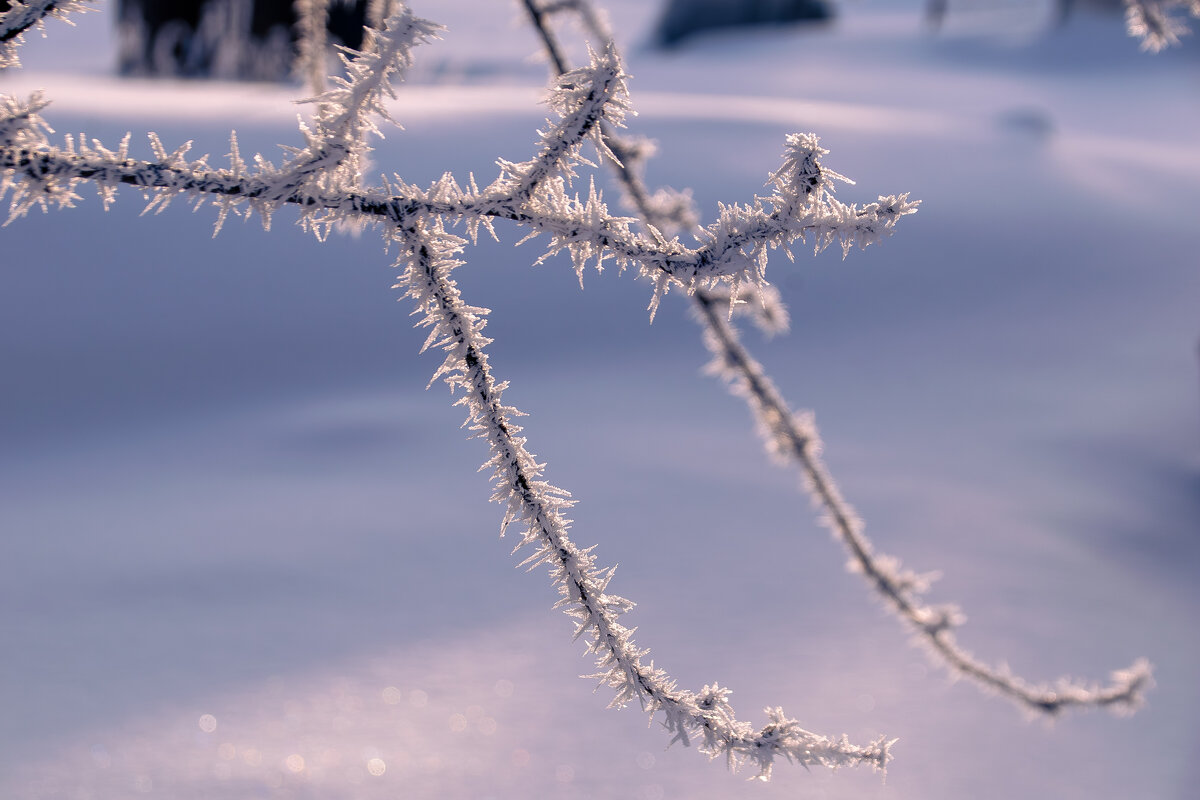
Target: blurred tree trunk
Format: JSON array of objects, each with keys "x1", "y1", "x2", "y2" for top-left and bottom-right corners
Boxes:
[
  {"x1": 926, "y1": 0, "x2": 1126, "y2": 30},
  {"x1": 116, "y1": 0, "x2": 370, "y2": 81},
  {"x1": 654, "y1": 0, "x2": 834, "y2": 47}
]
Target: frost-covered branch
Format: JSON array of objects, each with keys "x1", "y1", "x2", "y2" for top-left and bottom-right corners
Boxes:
[
  {"x1": 1, "y1": 80, "x2": 907, "y2": 299},
  {"x1": 285, "y1": 5, "x2": 440, "y2": 190},
  {"x1": 694, "y1": 292, "x2": 1153, "y2": 715},
  {"x1": 296, "y1": 0, "x2": 395, "y2": 90},
  {"x1": 394, "y1": 216, "x2": 892, "y2": 780},
  {"x1": 1124, "y1": 0, "x2": 1200, "y2": 50},
  {"x1": 0, "y1": 0, "x2": 90, "y2": 68},
  {"x1": 0, "y1": 7, "x2": 439, "y2": 227},
  {"x1": 0, "y1": 6, "x2": 898, "y2": 775},
  {"x1": 485, "y1": 46, "x2": 630, "y2": 204},
  {"x1": 523, "y1": 0, "x2": 1152, "y2": 718},
  {"x1": 0, "y1": 0, "x2": 1150, "y2": 784}
]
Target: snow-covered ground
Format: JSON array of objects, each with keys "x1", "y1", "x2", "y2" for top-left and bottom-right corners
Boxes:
[{"x1": 2, "y1": 1, "x2": 1198, "y2": 798}]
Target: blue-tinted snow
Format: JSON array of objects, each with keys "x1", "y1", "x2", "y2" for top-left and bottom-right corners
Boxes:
[{"x1": 1, "y1": 1, "x2": 1197, "y2": 798}]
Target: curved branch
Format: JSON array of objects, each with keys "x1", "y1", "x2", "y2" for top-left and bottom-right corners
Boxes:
[
  {"x1": 393, "y1": 216, "x2": 893, "y2": 779},
  {"x1": 522, "y1": 0, "x2": 1152, "y2": 717},
  {"x1": 694, "y1": 292, "x2": 1153, "y2": 715},
  {"x1": 283, "y1": 5, "x2": 441, "y2": 191},
  {"x1": 0, "y1": 0, "x2": 90, "y2": 69}
]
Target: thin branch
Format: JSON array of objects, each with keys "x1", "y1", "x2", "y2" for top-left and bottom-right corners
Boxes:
[
  {"x1": 0, "y1": 0, "x2": 90, "y2": 68},
  {"x1": 0, "y1": 7, "x2": 900, "y2": 776},
  {"x1": 0, "y1": 95, "x2": 910, "y2": 293},
  {"x1": 1124, "y1": 0, "x2": 1200, "y2": 51},
  {"x1": 521, "y1": 0, "x2": 568, "y2": 74},
  {"x1": 282, "y1": 6, "x2": 441, "y2": 192},
  {"x1": 521, "y1": 0, "x2": 1152, "y2": 717},
  {"x1": 694, "y1": 292, "x2": 1153, "y2": 715},
  {"x1": 0, "y1": 0, "x2": 1152, "y2": 783},
  {"x1": 394, "y1": 216, "x2": 892, "y2": 780},
  {"x1": 1, "y1": 0, "x2": 57, "y2": 43}
]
